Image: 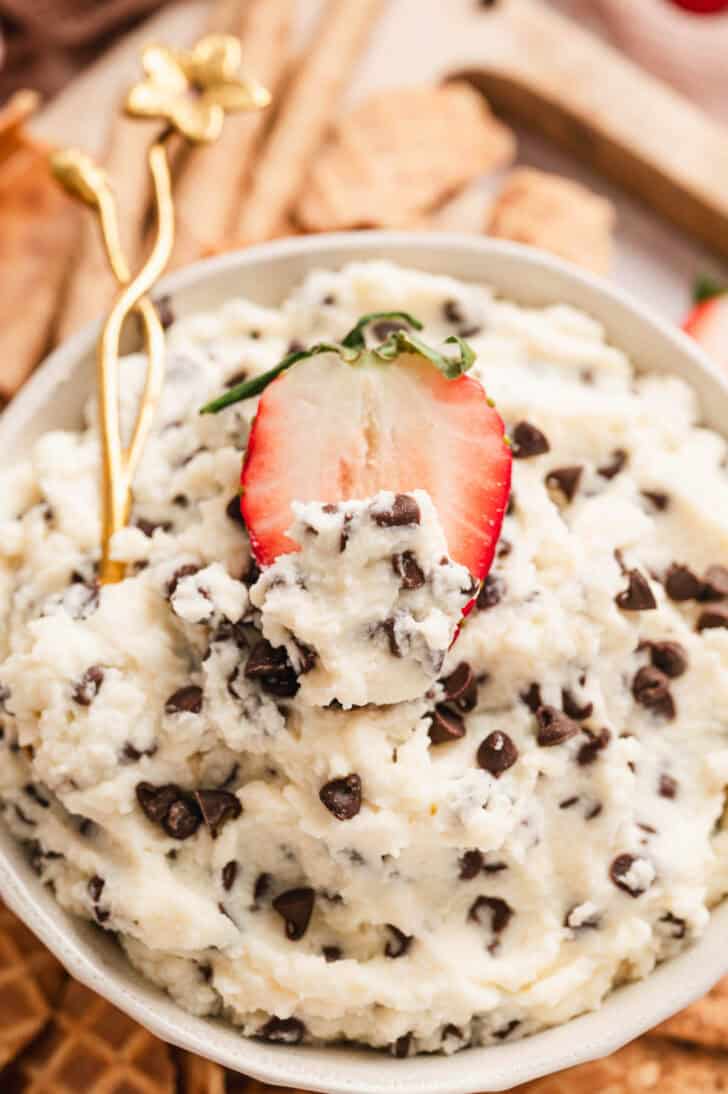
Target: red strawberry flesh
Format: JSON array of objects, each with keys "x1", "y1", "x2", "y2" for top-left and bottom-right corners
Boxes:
[{"x1": 241, "y1": 350, "x2": 511, "y2": 579}]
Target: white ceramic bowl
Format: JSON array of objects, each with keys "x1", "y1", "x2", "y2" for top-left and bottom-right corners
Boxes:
[{"x1": 1, "y1": 233, "x2": 727, "y2": 1094}]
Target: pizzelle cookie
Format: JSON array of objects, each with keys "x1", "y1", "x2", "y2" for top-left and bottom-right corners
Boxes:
[
  {"x1": 295, "y1": 82, "x2": 516, "y2": 232},
  {"x1": 512, "y1": 1037, "x2": 728, "y2": 1093},
  {"x1": 179, "y1": 1051, "x2": 226, "y2": 1094},
  {"x1": 0, "y1": 901, "x2": 65, "y2": 1072},
  {"x1": 9, "y1": 978, "x2": 175, "y2": 1093},
  {"x1": 655, "y1": 977, "x2": 728, "y2": 1050},
  {"x1": 487, "y1": 167, "x2": 616, "y2": 275}
]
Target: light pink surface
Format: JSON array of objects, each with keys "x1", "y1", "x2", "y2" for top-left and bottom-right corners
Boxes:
[{"x1": 552, "y1": 0, "x2": 728, "y2": 121}]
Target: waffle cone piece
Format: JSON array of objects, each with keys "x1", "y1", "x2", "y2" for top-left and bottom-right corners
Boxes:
[
  {"x1": 178, "y1": 1051, "x2": 226, "y2": 1094},
  {"x1": 10, "y1": 977, "x2": 175, "y2": 1093},
  {"x1": 0, "y1": 901, "x2": 66, "y2": 1072}
]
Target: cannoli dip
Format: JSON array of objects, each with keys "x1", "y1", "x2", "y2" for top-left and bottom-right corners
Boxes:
[{"x1": 1, "y1": 262, "x2": 727, "y2": 1054}]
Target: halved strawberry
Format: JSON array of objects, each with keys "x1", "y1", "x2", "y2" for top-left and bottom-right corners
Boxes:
[
  {"x1": 683, "y1": 279, "x2": 728, "y2": 375},
  {"x1": 202, "y1": 313, "x2": 511, "y2": 579}
]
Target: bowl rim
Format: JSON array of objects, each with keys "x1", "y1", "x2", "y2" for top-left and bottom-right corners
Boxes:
[{"x1": 1, "y1": 230, "x2": 727, "y2": 1094}]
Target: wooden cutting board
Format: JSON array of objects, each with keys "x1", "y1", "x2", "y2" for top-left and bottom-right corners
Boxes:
[{"x1": 32, "y1": 0, "x2": 728, "y2": 262}]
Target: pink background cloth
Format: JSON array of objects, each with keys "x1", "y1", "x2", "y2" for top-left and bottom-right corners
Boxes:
[{"x1": 552, "y1": 0, "x2": 728, "y2": 122}]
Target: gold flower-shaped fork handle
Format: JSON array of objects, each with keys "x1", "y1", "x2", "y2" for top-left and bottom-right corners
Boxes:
[
  {"x1": 126, "y1": 35, "x2": 270, "y2": 142},
  {"x1": 52, "y1": 35, "x2": 270, "y2": 584}
]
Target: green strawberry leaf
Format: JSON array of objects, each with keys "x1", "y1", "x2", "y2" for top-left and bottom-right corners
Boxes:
[
  {"x1": 375, "y1": 330, "x2": 475, "y2": 378},
  {"x1": 199, "y1": 343, "x2": 342, "y2": 414},
  {"x1": 341, "y1": 311, "x2": 423, "y2": 350},
  {"x1": 200, "y1": 313, "x2": 476, "y2": 414},
  {"x1": 693, "y1": 274, "x2": 726, "y2": 304}
]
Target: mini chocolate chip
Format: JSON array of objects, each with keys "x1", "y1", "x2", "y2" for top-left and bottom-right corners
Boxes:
[
  {"x1": 545, "y1": 465, "x2": 582, "y2": 502},
  {"x1": 95, "y1": 907, "x2": 110, "y2": 924},
  {"x1": 136, "y1": 782, "x2": 180, "y2": 825},
  {"x1": 166, "y1": 563, "x2": 200, "y2": 598},
  {"x1": 385, "y1": 924, "x2": 413, "y2": 958},
  {"x1": 339, "y1": 509, "x2": 352, "y2": 551},
  {"x1": 321, "y1": 293, "x2": 336, "y2": 306},
  {"x1": 165, "y1": 685, "x2": 203, "y2": 715},
  {"x1": 242, "y1": 557, "x2": 261, "y2": 587},
  {"x1": 320, "y1": 775, "x2": 362, "y2": 821},
  {"x1": 697, "y1": 606, "x2": 728, "y2": 631},
  {"x1": 658, "y1": 774, "x2": 678, "y2": 799},
  {"x1": 632, "y1": 666, "x2": 675, "y2": 719},
  {"x1": 520, "y1": 683, "x2": 543, "y2": 713},
  {"x1": 665, "y1": 563, "x2": 703, "y2": 602},
  {"x1": 392, "y1": 1033, "x2": 412, "y2": 1058},
  {"x1": 559, "y1": 796, "x2": 580, "y2": 810},
  {"x1": 392, "y1": 551, "x2": 425, "y2": 590},
  {"x1": 372, "y1": 494, "x2": 421, "y2": 527},
  {"x1": 641, "y1": 490, "x2": 669, "y2": 512},
  {"x1": 660, "y1": 912, "x2": 687, "y2": 939},
  {"x1": 245, "y1": 639, "x2": 299, "y2": 697},
  {"x1": 443, "y1": 298, "x2": 465, "y2": 324},
  {"x1": 646, "y1": 640, "x2": 688, "y2": 678},
  {"x1": 564, "y1": 905, "x2": 601, "y2": 931},
  {"x1": 194, "y1": 790, "x2": 242, "y2": 837},
  {"x1": 609, "y1": 853, "x2": 652, "y2": 897},
  {"x1": 323, "y1": 945, "x2": 342, "y2": 963},
  {"x1": 373, "y1": 318, "x2": 410, "y2": 340},
  {"x1": 154, "y1": 294, "x2": 175, "y2": 329},
  {"x1": 598, "y1": 449, "x2": 628, "y2": 480},
  {"x1": 702, "y1": 565, "x2": 728, "y2": 601},
  {"x1": 561, "y1": 689, "x2": 593, "y2": 721},
  {"x1": 615, "y1": 570, "x2": 656, "y2": 611},
  {"x1": 288, "y1": 339, "x2": 305, "y2": 354},
  {"x1": 225, "y1": 494, "x2": 246, "y2": 527},
  {"x1": 72, "y1": 666, "x2": 104, "y2": 706},
  {"x1": 428, "y1": 705, "x2": 466, "y2": 745},
  {"x1": 477, "y1": 573, "x2": 505, "y2": 610},
  {"x1": 135, "y1": 518, "x2": 172, "y2": 538},
  {"x1": 257, "y1": 1016, "x2": 306, "y2": 1045},
  {"x1": 440, "y1": 663, "x2": 474, "y2": 704},
  {"x1": 497, "y1": 538, "x2": 512, "y2": 559},
  {"x1": 535, "y1": 705, "x2": 580, "y2": 747},
  {"x1": 222, "y1": 861, "x2": 238, "y2": 891},
  {"x1": 576, "y1": 727, "x2": 611, "y2": 766},
  {"x1": 273, "y1": 887, "x2": 315, "y2": 940},
  {"x1": 24, "y1": 785, "x2": 49, "y2": 808},
  {"x1": 120, "y1": 739, "x2": 156, "y2": 765},
  {"x1": 163, "y1": 798, "x2": 202, "y2": 840},
  {"x1": 477, "y1": 731, "x2": 518, "y2": 777},
  {"x1": 253, "y1": 872, "x2": 271, "y2": 903},
  {"x1": 468, "y1": 895, "x2": 513, "y2": 934},
  {"x1": 459, "y1": 849, "x2": 484, "y2": 880},
  {"x1": 225, "y1": 369, "x2": 248, "y2": 389},
  {"x1": 483, "y1": 860, "x2": 508, "y2": 874},
  {"x1": 87, "y1": 875, "x2": 104, "y2": 903},
  {"x1": 493, "y1": 1020, "x2": 520, "y2": 1040},
  {"x1": 511, "y1": 421, "x2": 550, "y2": 459}
]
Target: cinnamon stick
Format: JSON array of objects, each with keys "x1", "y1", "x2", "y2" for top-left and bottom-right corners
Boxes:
[{"x1": 234, "y1": 0, "x2": 385, "y2": 247}]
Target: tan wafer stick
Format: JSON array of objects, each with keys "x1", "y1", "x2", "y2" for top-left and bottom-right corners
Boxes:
[
  {"x1": 235, "y1": 0, "x2": 384, "y2": 246},
  {"x1": 655, "y1": 976, "x2": 728, "y2": 1050},
  {"x1": 168, "y1": 0, "x2": 294, "y2": 270},
  {"x1": 512, "y1": 1036, "x2": 728, "y2": 1093},
  {"x1": 178, "y1": 1051, "x2": 226, "y2": 1094},
  {"x1": 0, "y1": 901, "x2": 66, "y2": 1072},
  {"x1": 0, "y1": 109, "x2": 78, "y2": 402}
]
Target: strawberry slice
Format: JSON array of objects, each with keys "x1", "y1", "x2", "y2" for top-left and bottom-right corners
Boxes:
[
  {"x1": 683, "y1": 277, "x2": 728, "y2": 375},
  {"x1": 668, "y1": 0, "x2": 728, "y2": 13},
  {"x1": 202, "y1": 313, "x2": 511, "y2": 578}
]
